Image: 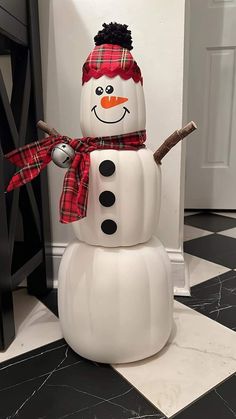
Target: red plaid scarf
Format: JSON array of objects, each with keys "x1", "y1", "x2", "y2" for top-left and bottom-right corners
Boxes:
[
  {"x1": 5, "y1": 130, "x2": 146, "y2": 224},
  {"x1": 82, "y1": 44, "x2": 142, "y2": 85}
]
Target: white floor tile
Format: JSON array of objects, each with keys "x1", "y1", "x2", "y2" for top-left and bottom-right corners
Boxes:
[
  {"x1": 213, "y1": 211, "x2": 236, "y2": 219},
  {"x1": 218, "y1": 227, "x2": 236, "y2": 239},
  {"x1": 113, "y1": 301, "x2": 236, "y2": 417},
  {"x1": 184, "y1": 253, "x2": 229, "y2": 287},
  {"x1": 184, "y1": 225, "x2": 212, "y2": 242},
  {"x1": 0, "y1": 289, "x2": 62, "y2": 363}
]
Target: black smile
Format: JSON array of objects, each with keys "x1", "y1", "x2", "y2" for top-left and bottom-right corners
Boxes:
[{"x1": 91, "y1": 105, "x2": 130, "y2": 124}]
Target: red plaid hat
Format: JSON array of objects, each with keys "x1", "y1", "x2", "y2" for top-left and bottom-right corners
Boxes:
[{"x1": 82, "y1": 44, "x2": 142, "y2": 85}]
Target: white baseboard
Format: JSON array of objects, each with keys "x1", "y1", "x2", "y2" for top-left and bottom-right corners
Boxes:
[
  {"x1": 45, "y1": 243, "x2": 66, "y2": 290},
  {"x1": 47, "y1": 243, "x2": 190, "y2": 296},
  {"x1": 167, "y1": 248, "x2": 191, "y2": 296}
]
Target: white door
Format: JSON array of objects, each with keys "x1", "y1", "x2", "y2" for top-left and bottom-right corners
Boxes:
[{"x1": 185, "y1": 0, "x2": 236, "y2": 209}]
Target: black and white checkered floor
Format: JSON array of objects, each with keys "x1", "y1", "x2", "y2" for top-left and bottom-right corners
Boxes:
[{"x1": 0, "y1": 211, "x2": 235, "y2": 418}]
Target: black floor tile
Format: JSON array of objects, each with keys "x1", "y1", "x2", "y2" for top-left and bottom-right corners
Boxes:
[
  {"x1": 38, "y1": 289, "x2": 58, "y2": 317},
  {"x1": 176, "y1": 270, "x2": 236, "y2": 330},
  {"x1": 184, "y1": 213, "x2": 236, "y2": 232},
  {"x1": 184, "y1": 234, "x2": 236, "y2": 269},
  {"x1": 173, "y1": 374, "x2": 236, "y2": 419},
  {"x1": 0, "y1": 339, "x2": 165, "y2": 419}
]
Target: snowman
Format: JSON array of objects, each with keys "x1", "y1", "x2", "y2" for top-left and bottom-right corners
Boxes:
[
  {"x1": 58, "y1": 23, "x2": 173, "y2": 364},
  {"x1": 6, "y1": 23, "x2": 195, "y2": 364}
]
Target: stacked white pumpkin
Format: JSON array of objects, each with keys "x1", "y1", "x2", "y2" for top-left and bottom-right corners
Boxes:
[{"x1": 58, "y1": 23, "x2": 173, "y2": 363}]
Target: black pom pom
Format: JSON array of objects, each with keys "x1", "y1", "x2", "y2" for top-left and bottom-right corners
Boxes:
[{"x1": 94, "y1": 22, "x2": 133, "y2": 50}]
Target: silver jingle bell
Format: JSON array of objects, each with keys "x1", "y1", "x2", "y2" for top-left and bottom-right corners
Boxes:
[{"x1": 51, "y1": 143, "x2": 75, "y2": 168}]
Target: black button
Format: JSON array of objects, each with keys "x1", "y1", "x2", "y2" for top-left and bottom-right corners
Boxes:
[
  {"x1": 101, "y1": 219, "x2": 117, "y2": 235},
  {"x1": 99, "y1": 160, "x2": 115, "y2": 177},
  {"x1": 99, "y1": 191, "x2": 115, "y2": 207}
]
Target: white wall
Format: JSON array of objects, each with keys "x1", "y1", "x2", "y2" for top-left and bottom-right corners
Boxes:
[{"x1": 38, "y1": 0, "x2": 187, "y2": 292}]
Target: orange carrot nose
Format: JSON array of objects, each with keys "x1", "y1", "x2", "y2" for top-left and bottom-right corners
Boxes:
[{"x1": 101, "y1": 96, "x2": 128, "y2": 109}]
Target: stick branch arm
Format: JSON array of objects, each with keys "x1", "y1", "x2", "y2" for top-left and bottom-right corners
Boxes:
[
  {"x1": 154, "y1": 121, "x2": 197, "y2": 165},
  {"x1": 37, "y1": 120, "x2": 61, "y2": 136}
]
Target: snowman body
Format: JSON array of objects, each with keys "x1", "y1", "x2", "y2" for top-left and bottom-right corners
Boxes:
[
  {"x1": 74, "y1": 148, "x2": 160, "y2": 246},
  {"x1": 58, "y1": 72, "x2": 173, "y2": 363},
  {"x1": 58, "y1": 236, "x2": 172, "y2": 364}
]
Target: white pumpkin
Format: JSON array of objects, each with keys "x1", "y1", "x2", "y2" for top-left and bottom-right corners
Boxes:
[
  {"x1": 80, "y1": 76, "x2": 146, "y2": 137},
  {"x1": 58, "y1": 235, "x2": 173, "y2": 364},
  {"x1": 73, "y1": 148, "x2": 161, "y2": 246}
]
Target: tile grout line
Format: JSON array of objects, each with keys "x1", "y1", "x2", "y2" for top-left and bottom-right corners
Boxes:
[{"x1": 168, "y1": 371, "x2": 236, "y2": 419}]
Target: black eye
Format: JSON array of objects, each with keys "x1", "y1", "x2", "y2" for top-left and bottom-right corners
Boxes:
[
  {"x1": 105, "y1": 85, "x2": 114, "y2": 94},
  {"x1": 95, "y1": 86, "x2": 103, "y2": 95}
]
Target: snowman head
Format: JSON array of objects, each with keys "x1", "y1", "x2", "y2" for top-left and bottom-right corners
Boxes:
[{"x1": 80, "y1": 23, "x2": 146, "y2": 137}]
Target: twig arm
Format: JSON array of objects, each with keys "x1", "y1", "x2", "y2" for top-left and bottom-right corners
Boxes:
[
  {"x1": 37, "y1": 120, "x2": 61, "y2": 136},
  {"x1": 154, "y1": 121, "x2": 197, "y2": 165}
]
